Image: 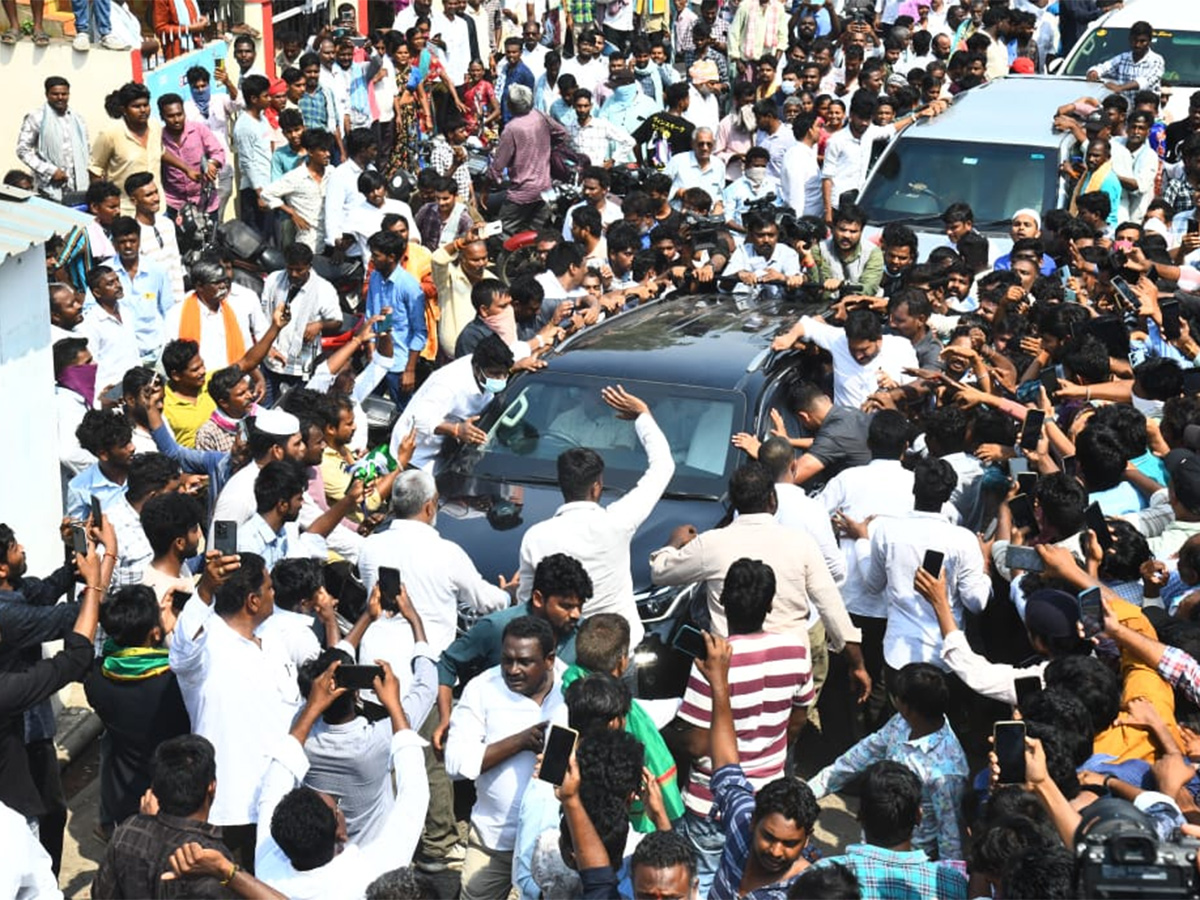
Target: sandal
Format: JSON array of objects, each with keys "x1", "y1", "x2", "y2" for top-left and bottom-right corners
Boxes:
[
  {"x1": 1, "y1": 28, "x2": 19, "y2": 44},
  {"x1": 33, "y1": 30, "x2": 50, "y2": 47}
]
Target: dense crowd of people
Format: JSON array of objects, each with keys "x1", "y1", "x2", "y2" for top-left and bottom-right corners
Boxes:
[{"x1": 9, "y1": 0, "x2": 1200, "y2": 897}]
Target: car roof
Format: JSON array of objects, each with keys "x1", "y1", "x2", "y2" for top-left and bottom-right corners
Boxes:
[
  {"x1": 1091, "y1": 0, "x2": 1200, "y2": 29},
  {"x1": 896, "y1": 75, "x2": 1106, "y2": 148},
  {"x1": 543, "y1": 293, "x2": 807, "y2": 390}
]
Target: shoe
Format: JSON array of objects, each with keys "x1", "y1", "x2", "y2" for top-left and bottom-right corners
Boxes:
[
  {"x1": 98, "y1": 33, "x2": 130, "y2": 50},
  {"x1": 72, "y1": 32, "x2": 90, "y2": 51}
]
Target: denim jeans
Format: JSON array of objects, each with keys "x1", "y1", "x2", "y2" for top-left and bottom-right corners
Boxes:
[
  {"x1": 678, "y1": 809, "x2": 726, "y2": 898},
  {"x1": 72, "y1": 0, "x2": 112, "y2": 36}
]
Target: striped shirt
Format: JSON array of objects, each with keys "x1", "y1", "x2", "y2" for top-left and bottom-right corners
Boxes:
[{"x1": 677, "y1": 631, "x2": 814, "y2": 817}]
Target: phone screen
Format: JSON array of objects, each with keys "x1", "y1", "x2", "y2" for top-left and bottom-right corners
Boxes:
[
  {"x1": 921, "y1": 549, "x2": 944, "y2": 576},
  {"x1": 378, "y1": 567, "x2": 401, "y2": 614},
  {"x1": 1078, "y1": 587, "x2": 1103, "y2": 639},
  {"x1": 1020, "y1": 410, "x2": 1045, "y2": 451},
  {"x1": 1007, "y1": 545, "x2": 1045, "y2": 573},
  {"x1": 1014, "y1": 676, "x2": 1042, "y2": 709},
  {"x1": 1008, "y1": 457, "x2": 1029, "y2": 477},
  {"x1": 672, "y1": 625, "x2": 708, "y2": 659},
  {"x1": 537, "y1": 725, "x2": 579, "y2": 786},
  {"x1": 1185, "y1": 369, "x2": 1200, "y2": 396},
  {"x1": 89, "y1": 494, "x2": 103, "y2": 526},
  {"x1": 1161, "y1": 299, "x2": 1182, "y2": 341},
  {"x1": 1085, "y1": 502, "x2": 1112, "y2": 552},
  {"x1": 213, "y1": 520, "x2": 238, "y2": 556},
  {"x1": 1008, "y1": 494, "x2": 1038, "y2": 534},
  {"x1": 1039, "y1": 368, "x2": 1059, "y2": 400},
  {"x1": 1110, "y1": 276, "x2": 1138, "y2": 311},
  {"x1": 1017, "y1": 472, "x2": 1037, "y2": 496},
  {"x1": 994, "y1": 721, "x2": 1027, "y2": 784},
  {"x1": 71, "y1": 524, "x2": 88, "y2": 556},
  {"x1": 1189, "y1": 217, "x2": 1199, "y2": 235},
  {"x1": 336, "y1": 664, "x2": 384, "y2": 690}
]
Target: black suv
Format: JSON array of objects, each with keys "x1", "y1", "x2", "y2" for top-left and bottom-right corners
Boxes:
[{"x1": 433, "y1": 292, "x2": 823, "y2": 697}]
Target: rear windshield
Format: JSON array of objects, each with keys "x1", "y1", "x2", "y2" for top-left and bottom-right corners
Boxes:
[
  {"x1": 1062, "y1": 28, "x2": 1200, "y2": 85},
  {"x1": 857, "y1": 138, "x2": 1059, "y2": 226}
]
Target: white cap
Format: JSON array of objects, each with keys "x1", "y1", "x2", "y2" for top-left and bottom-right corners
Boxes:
[{"x1": 254, "y1": 407, "x2": 300, "y2": 437}]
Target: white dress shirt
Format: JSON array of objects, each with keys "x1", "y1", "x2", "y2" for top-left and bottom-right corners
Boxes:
[
  {"x1": 780, "y1": 141, "x2": 823, "y2": 216},
  {"x1": 209, "y1": 459, "x2": 262, "y2": 544},
  {"x1": 775, "y1": 483, "x2": 845, "y2": 585},
  {"x1": 78, "y1": 304, "x2": 142, "y2": 392},
  {"x1": 169, "y1": 599, "x2": 303, "y2": 825},
  {"x1": 819, "y1": 459, "x2": 917, "y2": 619},
  {"x1": 388, "y1": 355, "x2": 497, "y2": 471},
  {"x1": 260, "y1": 270, "x2": 341, "y2": 378},
  {"x1": 517, "y1": 413, "x2": 675, "y2": 649},
  {"x1": 725, "y1": 242, "x2": 802, "y2": 280},
  {"x1": 859, "y1": 510, "x2": 991, "y2": 670},
  {"x1": 444, "y1": 664, "x2": 567, "y2": 852},
  {"x1": 0, "y1": 799, "x2": 61, "y2": 898},
  {"x1": 323, "y1": 158, "x2": 368, "y2": 252},
  {"x1": 664, "y1": 151, "x2": 727, "y2": 209},
  {"x1": 255, "y1": 730, "x2": 429, "y2": 899},
  {"x1": 821, "y1": 123, "x2": 895, "y2": 205},
  {"x1": 358, "y1": 518, "x2": 510, "y2": 656},
  {"x1": 162, "y1": 293, "x2": 267, "y2": 373},
  {"x1": 650, "y1": 513, "x2": 860, "y2": 650},
  {"x1": 799, "y1": 315, "x2": 917, "y2": 409}
]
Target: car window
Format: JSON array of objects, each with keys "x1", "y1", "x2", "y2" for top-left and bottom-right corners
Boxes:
[
  {"x1": 858, "y1": 139, "x2": 1059, "y2": 226},
  {"x1": 468, "y1": 373, "x2": 744, "y2": 497},
  {"x1": 1062, "y1": 28, "x2": 1200, "y2": 86}
]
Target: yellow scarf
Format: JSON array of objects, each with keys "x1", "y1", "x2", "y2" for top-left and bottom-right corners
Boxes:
[{"x1": 178, "y1": 292, "x2": 246, "y2": 364}]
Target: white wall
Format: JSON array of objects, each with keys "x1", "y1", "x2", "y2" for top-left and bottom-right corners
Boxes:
[
  {"x1": 0, "y1": 244, "x2": 65, "y2": 574},
  {"x1": 0, "y1": 40, "x2": 137, "y2": 180}
]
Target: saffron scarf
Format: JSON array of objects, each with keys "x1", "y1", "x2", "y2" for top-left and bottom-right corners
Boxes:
[
  {"x1": 1068, "y1": 159, "x2": 1114, "y2": 217},
  {"x1": 178, "y1": 292, "x2": 246, "y2": 363},
  {"x1": 561, "y1": 664, "x2": 685, "y2": 831},
  {"x1": 101, "y1": 640, "x2": 170, "y2": 681}
]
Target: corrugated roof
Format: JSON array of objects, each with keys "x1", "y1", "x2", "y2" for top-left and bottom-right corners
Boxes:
[{"x1": 0, "y1": 185, "x2": 92, "y2": 267}]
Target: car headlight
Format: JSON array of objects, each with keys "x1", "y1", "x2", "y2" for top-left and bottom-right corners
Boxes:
[{"x1": 635, "y1": 584, "x2": 684, "y2": 623}]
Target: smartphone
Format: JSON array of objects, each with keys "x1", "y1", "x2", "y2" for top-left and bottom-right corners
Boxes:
[
  {"x1": 1008, "y1": 457, "x2": 1029, "y2": 478},
  {"x1": 215, "y1": 56, "x2": 225, "y2": 73},
  {"x1": 480, "y1": 220, "x2": 503, "y2": 239},
  {"x1": 1007, "y1": 544, "x2": 1045, "y2": 573},
  {"x1": 1013, "y1": 675, "x2": 1042, "y2": 708},
  {"x1": 1017, "y1": 472, "x2": 1037, "y2": 496},
  {"x1": 537, "y1": 724, "x2": 579, "y2": 786},
  {"x1": 1020, "y1": 410, "x2": 1045, "y2": 451},
  {"x1": 102, "y1": 382, "x2": 124, "y2": 404},
  {"x1": 1110, "y1": 275, "x2": 1138, "y2": 311},
  {"x1": 1061, "y1": 455, "x2": 1079, "y2": 479},
  {"x1": 1085, "y1": 501, "x2": 1112, "y2": 553},
  {"x1": 237, "y1": 419, "x2": 249, "y2": 443},
  {"x1": 994, "y1": 720, "x2": 1027, "y2": 784},
  {"x1": 170, "y1": 589, "x2": 191, "y2": 615},
  {"x1": 1039, "y1": 368, "x2": 1059, "y2": 401},
  {"x1": 89, "y1": 494, "x2": 103, "y2": 527},
  {"x1": 672, "y1": 624, "x2": 708, "y2": 659},
  {"x1": 983, "y1": 517, "x2": 999, "y2": 541},
  {"x1": 921, "y1": 549, "x2": 945, "y2": 577},
  {"x1": 1008, "y1": 493, "x2": 1038, "y2": 533},
  {"x1": 377, "y1": 566, "x2": 401, "y2": 614},
  {"x1": 1189, "y1": 217, "x2": 1199, "y2": 235},
  {"x1": 557, "y1": 303, "x2": 577, "y2": 328},
  {"x1": 1161, "y1": 299, "x2": 1182, "y2": 341},
  {"x1": 70, "y1": 523, "x2": 88, "y2": 556},
  {"x1": 335, "y1": 664, "x2": 384, "y2": 690},
  {"x1": 212, "y1": 520, "x2": 238, "y2": 556},
  {"x1": 1059, "y1": 265, "x2": 1072, "y2": 285},
  {"x1": 1078, "y1": 586, "x2": 1103, "y2": 639}
]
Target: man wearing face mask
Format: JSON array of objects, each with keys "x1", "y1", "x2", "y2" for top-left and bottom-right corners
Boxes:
[
  {"x1": 390, "y1": 334, "x2": 515, "y2": 472},
  {"x1": 456, "y1": 278, "x2": 563, "y2": 359},
  {"x1": 723, "y1": 147, "x2": 781, "y2": 235}
]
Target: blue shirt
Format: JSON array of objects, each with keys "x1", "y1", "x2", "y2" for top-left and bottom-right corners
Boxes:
[
  {"x1": 810, "y1": 844, "x2": 968, "y2": 900},
  {"x1": 109, "y1": 255, "x2": 173, "y2": 359},
  {"x1": 1089, "y1": 482, "x2": 1143, "y2": 517},
  {"x1": 66, "y1": 464, "x2": 127, "y2": 523},
  {"x1": 366, "y1": 263, "x2": 427, "y2": 373},
  {"x1": 500, "y1": 61, "x2": 536, "y2": 124},
  {"x1": 711, "y1": 764, "x2": 804, "y2": 900},
  {"x1": 238, "y1": 513, "x2": 288, "y2": 568}
]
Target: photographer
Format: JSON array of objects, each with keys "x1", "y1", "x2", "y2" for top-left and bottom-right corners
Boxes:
[{"x1": 677, "y1": 188, "x2": 734, "y2": 285}]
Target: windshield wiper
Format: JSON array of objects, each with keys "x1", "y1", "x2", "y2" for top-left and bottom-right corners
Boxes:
[
  {"x1": 873, "y1": 212, "x2": 946, "y2": 227},
  {"x1": 661, "y1": 490, "x2": 721, "y2": 502}
]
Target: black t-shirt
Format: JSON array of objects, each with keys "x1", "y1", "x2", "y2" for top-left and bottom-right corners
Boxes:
[
  {"x1": 1165, "y1": 120, "x2": 1197, "y2": 163},
  {"x1": 632, "y1": 113, "x2": 695, "y2": 163},
  {"x1": 807, "y1": 406, "x2": 873, "y2": 481}
]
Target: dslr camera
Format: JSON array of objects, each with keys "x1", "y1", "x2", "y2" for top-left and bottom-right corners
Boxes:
[{"x1": 1075, "y1": 798, "x2": 1200, "y2": 898}]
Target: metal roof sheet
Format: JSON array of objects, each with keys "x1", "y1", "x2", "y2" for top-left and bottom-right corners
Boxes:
[{"x1": 0, "y1": 185, "x2": 92, "y2": 267}]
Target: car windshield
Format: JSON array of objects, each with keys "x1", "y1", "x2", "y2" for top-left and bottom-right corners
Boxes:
[
  {"x1": 857, "y1": 138, "x2": 1059, "y2": 226},
  {"x1": 457, "y1": 373, "x2": 744, "y2": 498},
  {"x1": 1062, "y1": 28, "x2": 1200, "y2": 85}
]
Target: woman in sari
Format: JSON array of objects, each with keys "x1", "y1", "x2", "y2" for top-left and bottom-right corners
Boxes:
[{"x1": 385, "y1": 31, "x2": 423, "y2": 178}]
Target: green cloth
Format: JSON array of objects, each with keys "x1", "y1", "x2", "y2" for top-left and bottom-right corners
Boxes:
[
  {"x1": 101, "y1": 640, "x2": 170, "y2": 681},
  {"x1": 562, "y1": 664, "x2": 685, "y2": 832}
]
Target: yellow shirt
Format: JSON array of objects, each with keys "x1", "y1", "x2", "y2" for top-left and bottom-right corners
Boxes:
[
  {"x1": 1093, "y1": 597, "x2": 1181, "y2": 764},
  {"x1": 163, "y1": 374, "x2": 216, "y2": 448},
  {"x1": 89, "y1": 120, "x2": 164, "y2": 217},
  {"x1": 320, "y1": 445, "x2": 384, "y2": 523}
]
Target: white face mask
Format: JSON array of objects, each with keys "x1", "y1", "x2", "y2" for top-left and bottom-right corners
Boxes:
[
  {"x1": 745, "y1": 166, "x2": 767, "y2": 185},
  {"x1": 739, "y1": 106, "x2": 757, "y2": 131},
  {"x1": 779, "y1": 80, "x2": 798, "y2": 95}
]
